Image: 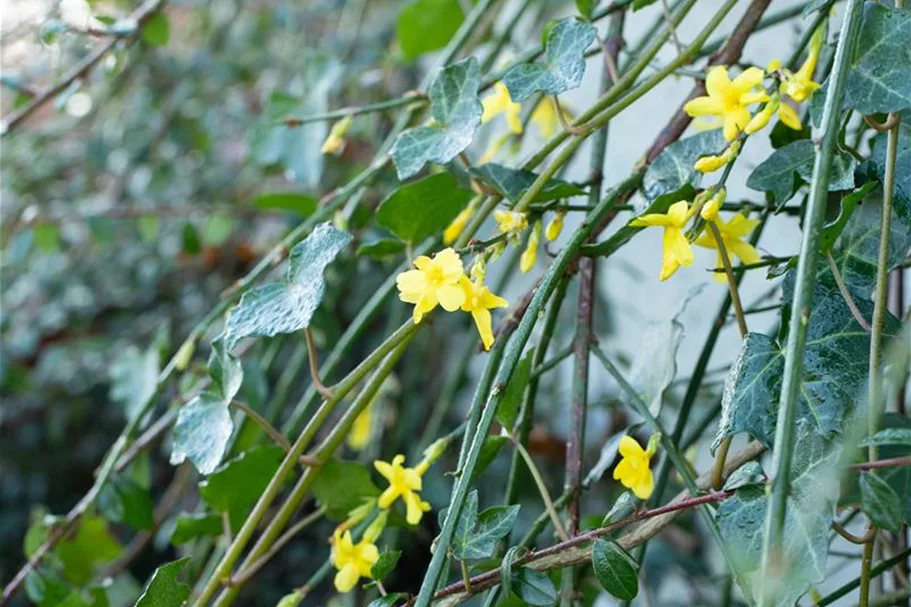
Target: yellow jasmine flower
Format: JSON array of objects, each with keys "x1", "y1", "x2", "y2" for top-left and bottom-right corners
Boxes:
[
  {"x1": 613, "y1": 435, "x2": 657, "y2": 500},
  {"x1": 630, "y1": 200, "x2": 695, "y2": 281},
  {"x1": 683, "y1": 66, "x2": 769, "y2": 141},
  {"x1": 444, "y1": 203, "x2": 476, "y2": 245},
  {"x1": 482, "y1": 82, "x2": 523, "y2": 134},
  {"x1": 493, "y1": 209, "x2": 528, "y2": 237},
  {"x1": 375, "y1": 454, "x2": 432, "y2": 525},
  {"x1": 321, "y1": 115, "x2": 353, "y2": 155},
  {"x1": 694, "y1": 213, "x2": 761, "y2": 282},
  {"x1": 520, "y1": 221, "x2": 541, "y2": 274},
  {"x1": 545, "y1": 211, "x2": 565, "y2": 241},
  {"x1": 744, "y1": 99, "x2": 778, "y2": 135},
  {"x1": 531, "y1": 97, "x2": 561, "y2": 139},
  {"x1": 777, "y1": 100, "x2": 802, "y2": 131},
  {"x1": 460, "y1": 275, "x2": 509, "y2": 350},
  {"x1": 780, "y1": 25, "x2": 823, "y2": 103},
  {"x1": 396, "y1": 248, "x2": 465, "y2": 323},
  {"x1": 347, "y1": 402, "x2": 373, "y2": 451},
  {"x1": 331, "y1": 528, "x2": 379, "y2": 592}
]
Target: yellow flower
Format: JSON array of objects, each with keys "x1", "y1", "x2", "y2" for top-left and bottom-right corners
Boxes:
[
  {"x1": 444, "y1": 203, "x2": 476, "y2": 245},
  {"x1": 780, "y1": 25, "x2": 823, "y2": 103},
  {"x1": 460, "y1": 275, "x2": 509, "y2": 350},
  {"x1": 520, "y1": 221, "x2": 541, "y2": 274},
  {"x1": 375, "y1": 454, "x2": 432, "y2": 525},
  {"x1": 347, "y1": 402, "x2": 373, "y2": 451},
  {"x1": 630, "y1": 200, "x2": 695, "y2": 281},
  {"x1": 482, "y1": 82, "x2": 523, "y2": 134},
  {"x1": 531, "y1": 98, "x2": 560, "y2": 139},
  {"x1": 396, "y1": 248, "x2": 465, "y2": 323},
  {"x1": 777, "y1": 100, "x2": 802, "y2": 131},
  {"x1": 331, "y1": 528, "x2": 379, "y2": 592},
  {"x1": 684, "y1": 66, "x2": 769, "y2": 141},
  {"x1": 493, "y1": 209, "x2": 528, "y2": 237},
  {"x1": 613, "y1": 435, "x2": 656, "y2": 500},
  {"x1": 545, "y1": 211, "x2": 565, "y2": 241},
  {"x1": 744, "y1": 99, "x2": 778, "y2": 135},
  {"x1": 321, "y1": 115, "x2": 353, "y2": 155},
  {"x1": 695, "y1": 142, "x2": 741, "y2": 174},
  {"x1": 694, "y1": 213, "x2": 761, "y2": 282}
]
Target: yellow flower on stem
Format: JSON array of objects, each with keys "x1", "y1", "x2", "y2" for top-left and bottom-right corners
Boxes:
[
  {"x1": 683, "y1": 66, "x2": 769, "y2": 141},
  {"x1": 375, "y1": 454, "x2": 432, "y2": 525},
  {"x1": 520, "y1": 221, "x2": 541, "y2": 274},
  {"x1": 777, "y1": 100, "x2": 802, "y2": 131},
  {"x1": 545, "y1": 211, "x2": 565, "y2": 241},
  {"x1": 780, "y1": 25, "x2": 823, "y2": 104},
  {"x1": 396, "y1": 248, "x2": 465, "y2": 323},
  {"x1": 493, "y1": 209, "x2": 528, "y2": 238},
  {"x1": 694, "y1": 213, "x2": 761, "y2": 283},
  {"x1": 346, "y1": 402, "x2": 373, "y2": 451},
  {"x1": 613, "y1": 435, "x2": 657, "y2": 500},
  {"x1": 321, "y1": 115, "x2": 353, "y2": 155},
  {"x1": 460, "y1": 275, "x2": 509, "y2": 350},
  {"x1": 630, "y1": 200, "x2": 695, "y2": 281},
  {"x1": 482, "y1": 82, "x2": 523, "y2": 134},
  {"x1": 331, "y1": 528, "x2": 379, "y2": 592},
  {"x1": 443, "y1": 203, "x2": 476, "y2": 245}
]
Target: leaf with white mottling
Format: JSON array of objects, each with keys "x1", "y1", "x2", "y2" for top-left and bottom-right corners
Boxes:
[
  {"x1": 746, "y1": 140, "x2": 856, "y2": 206},
  {"x1": 170, "y1": 392, "x2": 234, "y2": 475},
  {"x1": 843, "y1": 3, "x2": 911, "y2": 114},
  {"x1": 642, "y1": 130, "x2": 726, "y2": 202}
]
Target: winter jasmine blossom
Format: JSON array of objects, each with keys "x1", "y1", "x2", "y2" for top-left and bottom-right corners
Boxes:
[
  {"x1": 460, "y1": 275, "x2": 509, "y2": 350},
  {"x1": 396, "y1": 248, "x2": 465, "y2": 323},
  {"x1": 375, "y1": 454, "x2": 432, "y2": 525},
  {"x1": 684, "y1": 66, "x2": 768, "y2": 141},
  {"x1": 630, "y1": 200, "x2": 695, "y2": 281},
  {"x1": 614, "y1": 435, "x2": 658, "y2": 500}
]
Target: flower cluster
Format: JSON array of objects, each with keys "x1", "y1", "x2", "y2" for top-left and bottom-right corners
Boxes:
[{"x1": 396, "y1": 248, "x2": 508, "y2": 350}]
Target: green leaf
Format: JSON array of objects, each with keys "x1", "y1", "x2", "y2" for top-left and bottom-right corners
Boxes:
[
  {"x1": 275, "y1": 592, "x2": 302, "y2": 607},
  {"x1": 722, "y1": 461, "x2": 766, "y2": 492},
  {"x1": 201, "y1": 216, "x2": 234, "y2": 247},
  {"x1": 199, "y1": 445, "x2": 285, "y2": 529},
  {"x1": 223, "y1": 222, "x2": 352, "y2": 349},
  {"x1": 207, "y1": 339, "x2": 242, "y2": 402},
  {"x1": 98, "y1": 476, "x2": 155, "y2": 531},
  {"x1": 746, "y1": 140, "x2": 856, "y2": 206},
  {"x1": 397, "y1": 0, "x2": 464, "y2": 61},
  {"x1": 602, "y1": 492, "x2": 638, "y2": 527},
  {"x1": 472, "y1": 434, "x2": 508, "y2": 480},
  {"x1": 254, "y1": 192, "x2": 317, "y2": 216},
  {"x1": 499, "y1": 545, "x2": 525, "y2": 600},
  {"x1": 862, "y1": 428, "x2": 911, "y2": 447},
  {"x1": 390, "y1": 58, "x2": 483, "y2": 179},
  {"x1": 575, "y1": 0, "x2": 594, "y2": 17},
  {"x1": 496, "y1": 351, "x2": 532, "y2": 432},
  {"x1": 357, "y1": 239, "x2": 407, "y2": 259},
  {"x1": 592, "y1": 539, "x2": 638, "y2": 601},
  {"x1": 713, "y1": 277, "x2": 898, "y2": 450},
  {"x1": 859, "y1": 471, "x2": 903, "y2": 532},
  {"x1": 55, "y1": 516, "x2": 122, "y2": 585},
  {"x1": 34, "y1": 225, "x2": 60, "y2": 252},
  {"x1": 819, "y1": 182, "x2": 878, "y2": 254},
  {"x1": 371, "y1": 550, "x2": 401, "y2": 582},
  {"x1": 134, "y1": 558, "x2": 190, "y2": 607},
  {"x1": 182, "y1": 222, "x2": 201, "y2": 255},
  {"x1": 502, "y1": 18, "x2": 597, "y2": 102},
  {"x1": 376, "y1": 173, "x2": 473, "y2": 244},
  {"x1": 802, "y1": 0, "x2": 830, "y2": 16},
  {"x1": 141, "y1": 13, "x2": 170, "y2": 46},
  {"x1": 169, "y1": 392, "x2": 234, "y2": 475},
  {"x1": 632, "y1": 0, "x2": 658, "y2": 9},
  {"x1": 469, "y1": 163, "x2": 587, "y2": 204},
  {"x1": 170, "y1": 513, "x2": 223, "y2": 544},
  {"x1": 717, "y1": 422, "x2": 841, "y2": 607},
  {"x1": 863, "y1": 415, "x2": 911, "y2": 523},
  {"x1": 510, "y1": 568, "x2": 557, "y2": 606},
  {"x1": 843, "y1": 3, "x2": 911, "y2": 114},
  {"x1": 109, "y1": 345, "x2": 159, "y2": 422},
  {"x1": 25, "y1": 568, "x2": 71, "y2": 607},
  {"x1": 365, "y1": 594, "x2": 407, "y2": 607},
  {"x1": 447, "y1": 490, "x2": 519, "y2": 560},
  {"x1": 311, "y1": 458, "x2": 381, "y2": 520},
  {"x1": 642, "y1": 130, "x2": 727, "y2": 203}
]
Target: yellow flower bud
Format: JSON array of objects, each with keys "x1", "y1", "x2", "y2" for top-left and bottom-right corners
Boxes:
[
  {"x1": 545, "y1": 211, "x2": 565, "y2": 241},
  {"x1": 745, "y1": 99, "x2": 779, "y2": 135},
  {"x1": 363, "y1": 510, "x2": 388, "y2": 544},
  {"x1": 700, "y1": 187, "x2": 726, "y2": 222},
  {"x1": 694, "y1": 154, "x2": 728, "y2": 174},
  {"x1": 470, "y1": 255, "x2": 487, "y2": 283},
  {"x1": 321, "y1": 115, "x2": 353, "y2": 155},
  {"x1": 766, "y1": 58, "x2": 782, "y2": 73},
  {"x1": 443, "y1": 203, "x2": 476, "y2": 245},
  {"x1": 174, "y1": 339, "x2": 195, "y2": 371},
  {"x1": 520, "y1": 221, "x2": 541, "y2": 273}
]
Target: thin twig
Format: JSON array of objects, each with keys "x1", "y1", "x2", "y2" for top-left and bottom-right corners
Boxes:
[
  {"x1": 513, "y1": 438, "x2": 571, "y2": 542},
  {"x1": 863, "y1": 114, "x2": 900, "y2": 132},
  {"x1": 850, "y1": 456, "x2": 911, "y2": 471},
  {"x1": 833, "y1": 521, "x2": 877, "y2": 545},
  {"x1": 305, "y1": 328, "x2": 334, "y2": 400},
  {"x1": 659, "y1": 0, "x2": 683, "y2": 54},
  {"x1": 231, "y1": 401, "x2": 291, "y2": 452},
  {"x1": 826, "y1": 253, "x2": 872, "y2": 331},
  {"x1": 553, "y1": 96, "x2": 586, "y2": 135},
  {"x1": 230, "y1": 507, "x2": 326, "y2": 585}
]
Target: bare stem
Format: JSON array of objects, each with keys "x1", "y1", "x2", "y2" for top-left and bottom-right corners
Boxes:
[
  {"x1": 826, "y1": 253, "x2": 872, "y2": 331},
  {"x1": 513, "y1": 438, "x2": 571, "y2": 542},
  {"x1": 305, "y1": 328, "x2": 334, "y2": 400},
  {"x1": 231, "y1": 401, "x2": 291, "y2": 452}
]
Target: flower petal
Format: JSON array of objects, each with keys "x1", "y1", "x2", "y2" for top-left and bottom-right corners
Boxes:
[
  {"x1": 472, "y1": 308, "x2": 495, "y2": 350},
  {"x1": 778, "y1": 102, "x2": 802, "y2": 131},
  {"x1": 683, "y1": 96, "x2": 723, "y2": 117},
  {"x1": 377, "y1": 486, "x2": 400, "y2": 509},
  {"x1": 437, "y1": 284, "x2": 466, "y2": 311},
  {"x1": 632, "y1": 469, "x2": 655, "y2": 500},
  {"x1": 705, "y1": 66, "x2": 732, "y2": 98},
  {"x1": 732, "y1": 66, "x2": 765, "y2": 95},
  {"x1": 374, "y1": 460, "x2": 394, "y2": 480},
  {"x1": 334, "y1": 563, "x2": 360, "y2": 593},
  {"x1": 729, "y1": 239, "x2": 761, "y2": 264},
  {"x1": 413, "y1": 255, "x2": 432, "y2": 270},
  {"x1": 618, "y1": 435, "x2": 646, "y2": 459}
]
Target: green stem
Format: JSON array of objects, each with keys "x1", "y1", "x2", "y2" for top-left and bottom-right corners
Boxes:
[
  {"x1": 513, "y1": 439, "x2": 570, "y2": 542},
  {"x1": 757, "y1": 1, "x2": 866, "y2": 603},
  {"x1": 815, "y1": 547, "x2": 911, "y2": 607},
  {"x1": 530, "y1": 344, "x2": 573, "y2": 379},
  {"x1": 278, "y1": 94, "x2": 425, "y2": 126}
]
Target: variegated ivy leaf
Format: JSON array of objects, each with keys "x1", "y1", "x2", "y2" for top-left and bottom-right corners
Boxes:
[
  {"x1": 842, "y1": 3, "x2": 911, "y2": 114},
  {"x1": 642, "y1": 129, "x2": 726, "y2": 203},
  {"x1": 223, "y1": 222, "x2": 352, "y2": 349},
  {"x1": 442, "y1": 490, "x2": 519, "y2": 560},
  {"x1": 502, "y1": 17, "x2": 597, "y2": 102},
  {"x1": 390, "y1": 58, "x2": 483, "y2": 179},
  {"x1": 746, "y1": 140, "x2": 856, "y2": 207},
  {"x1": 717, "y1": 421, "x2": 841, "y2": 607},
  {"x1": 469, "y1": 163, "x2": 587, "y2": 204},
  {"x1": 170, "y1": 391, "x2": 234, "y2": 475}
]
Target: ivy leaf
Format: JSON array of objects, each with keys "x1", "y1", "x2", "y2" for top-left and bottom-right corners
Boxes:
[
  {"x1": 376, "y1": 173, "x2": 473, "y2": 244},
  {"x1": 469, "y1": 163, "x2": 586, "y2": 204},
  {"x1": 208, "y1": 339, "x2": 242, "y2": 402},
  {"x1": 819, "y1": 182, "x2": 878, "y2": 254},
  {"x1": 855, "y1": 414, "x2": 911, "y2": 524},
  {"x1": 109, "y1": 345, "x2": 159, "y2": 422},
  {"x1": 723, "y1": 461, "x2": 766, "y2": 492},
  {"x1": 170, "y1": 392, "x2": 234, "y2": 475},
  {"x1": 642, "y1": 130, "x2": 727, "y2": 202},
  {"x1": 199, "y1": 445, "x2": 285, "y2": 530},
  {"x1": 446, "y1": 490, "x2": 519, "y2": 560},
  {"x1": 862, "y1": 428, "x2": 911, "y2": 448},
  {"x1": 370, "y1": 550, "x2": 401, "y2": 582},
  {"x1": 98, "y1": 476, "x2": 155, "y2": 531},
  {"x1": 397, "y1": 0, "x2": 464, "y2": 61},
  {"x1": 311, "y1": 459, "x2": 381, "y2": 520},
  {"x1": 223, "y1": 222, "x2": 352, "y2": 349},
  {"x1": 843, "y1": 3, "x2": 911, "y2": 114},
  {"x1": 55, "y1": 516, "x2": 122, "y2": 586},
  {"x1": 502, "y1": 18, "x2": 597, "y2": 102},
  {"x1": 510, "y1": 568, "x2": 557, "y2": 606},
  {"x1": 170, "y1": 513, "x2": 223, "y2": 544},
  {"x1": 134, "y1": 558, "x2": 190, "y2": 607},
  {"x1": 254, "y1": 192, "x2": 317, "y2": 216},
  {"x1": 390, "y1": 58, "x2": 483, "y2": 179},
  {"x1": 746, "y1": 140, "x2": 856, "y2": 206},
  {"x1": 592, "y1": 539, "x2": 639, "y2": 601},
  {"x1": 357, "y1": 239, "x2": 406, "y2": 259},
  {"x1": 713, "y1": 278, "x2": 898, "y2": 450},
  {"x1": 496, "y1": 351, "x2": 532, "y2": 432},
  {"x1": 859, "y1": 472, "x2": 903, "y2": 532},
  {"x1": 717, "y1": 421, "x2": 841, "y2": 607}
]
